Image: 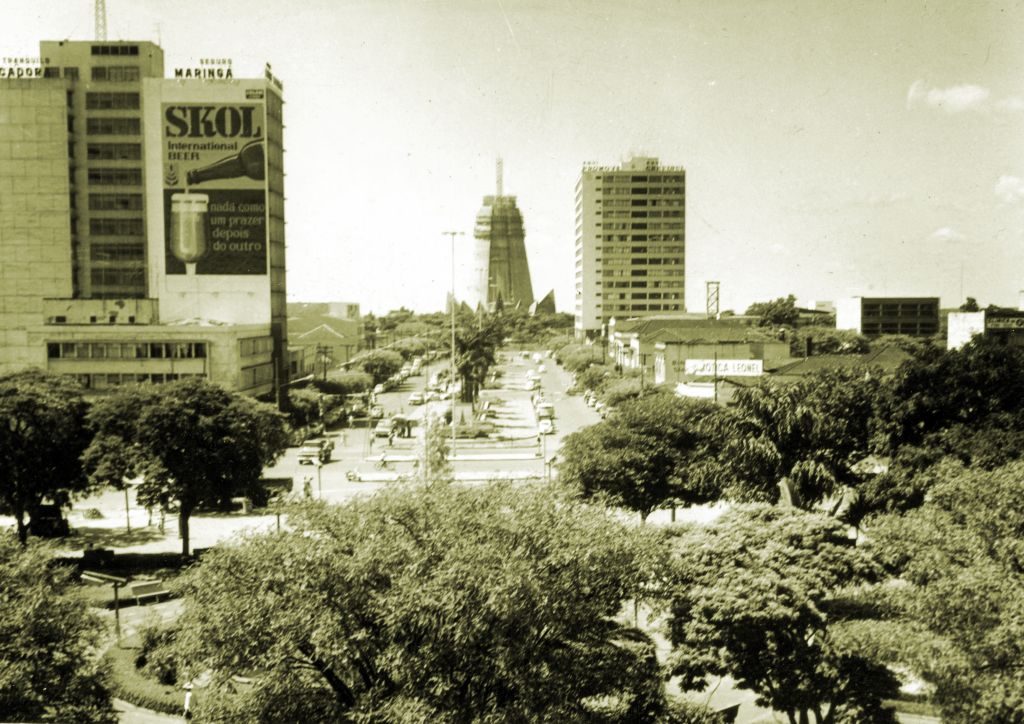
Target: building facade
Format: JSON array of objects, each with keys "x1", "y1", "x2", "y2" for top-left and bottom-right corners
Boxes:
[
  {"x1": 574, "y1": 157, "x2": 685, "y2": 339},
  {"x1": 836, "y1": 296, "x2": 939, "y2": 337},
  {"x1": 0, "y1": 41, "x2": 287, "y2": 400}
]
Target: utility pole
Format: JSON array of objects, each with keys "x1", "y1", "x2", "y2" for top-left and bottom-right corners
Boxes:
[{"x1": 443, "y1": 230, "x2": 464, "y2": 462}]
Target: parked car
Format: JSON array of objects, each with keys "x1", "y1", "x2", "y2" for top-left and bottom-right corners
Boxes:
[
  {"x1": 408, "y1": 392, "x2": 425, "y2": 405},
  {"x1": 369, "y1": 405, "x2": 384, "y2": 420},
  {"x1": 538, "y1": 419, "x2": 555, "y2": 435}
]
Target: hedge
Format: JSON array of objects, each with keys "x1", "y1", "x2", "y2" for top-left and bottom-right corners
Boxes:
[{"x1": 104, "y1": 635, "x2": 191, "y2": 715}]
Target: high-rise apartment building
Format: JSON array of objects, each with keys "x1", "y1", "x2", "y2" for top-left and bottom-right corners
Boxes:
[
  {"x1": 574, "y1": 157, "x2": 685, "y2": 339},
  {"x1": 0, "y1": 41, "x2": 288, "y2": 400}
]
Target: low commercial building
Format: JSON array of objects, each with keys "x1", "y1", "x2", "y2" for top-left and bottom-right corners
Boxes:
[
  {"x1": 607, "y1": 316, "x2": 790, "y2": 395},
  {"x1": 836, "y1": 297, "x2": 939, "y2": 337},
  {"x1": 947, "y1": 309, "x2": 1024, "y2": 349}
]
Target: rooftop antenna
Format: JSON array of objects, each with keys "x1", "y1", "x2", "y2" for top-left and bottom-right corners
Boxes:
[
  {"x1": 95, "y1": 0, "x2": 107, "y2": 40},
  {"x1": 496, "y1": 157, "x2": 503, "y2": 197}
]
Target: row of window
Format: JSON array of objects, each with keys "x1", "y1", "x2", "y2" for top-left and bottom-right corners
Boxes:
[
  {"x1": 87, "y1": 143, "x2": 141, "y2": 161},
  {"x1": 600, "y1": 187, "x2": 685, "y2": 196},
  {"x1": 89, "y1": 193, "x2": 143, "y2": 211},
  {"x1": 90, "y1": 267, "x2": 145, "y2": 289},
  {"x1": 603, "y1": 292, "x2": 683, "y2": 300},
  {"x1": 602, "y1": 269, "x2": 684, "y2": 278},
  {"x1": 862, "y1": 305, "x2": 937, "y2": 317},
  {"x1": 72, "y1": 372, "x2": 203, "y2": 390},
  {"x1": 599, "y1": 280, "x2": 684, "y2": 289},
  {"x1": 240, "y1": 336, "x2": 274, "y2": 357},
  {"x1": 86, "y1": 117, "x2": 140, "y2": 135},
  {"x1": 599, "y1": 233, "x2": 683, "y2": 242},
  {"x1": 599, "y1": 257, "x2": 684, "y2": 266},
  {"x1": 48, "y1": 342, "x2": 208, "y2": 360},
  {"x1": 599, "y1": 304, "x2": 683, "y2": 312},
  {"x1": 862, "y1": 323, "x2": 939, "y2": 335},
  {"x1": 87, "y1": 168, "x2": 142, "y2": 185},
  {"x1": 90, "y1": 217, "x2": 144, "y2": 235},
  {"x1": 599, "y1": 245, "x2": 685, "y2": 254},
  {"x1": 85, "y1": 92, "x2": 140, "y2": 110},
  {"x1": 240, "y1": 363, "x2": 275, "y2": 388},
  {"x1": 91, "y1": 45, "x2": 141, "y2": 56},
  {"x1": 601, "y1": 198, "x2": 684, "y2": 208},
  {"x1": 90, "y1": 65, "x2": 140, "y2": 82},
  {"x1": 90, "y1": 243, "x2": 145, "y2": 262}
]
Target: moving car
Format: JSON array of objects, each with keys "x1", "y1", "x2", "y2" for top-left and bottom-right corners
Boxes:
[
  {"x1": 298, "y1": 439, "x2": 333, "y2": 464},
  {"x1": 408, "y1": 392, "x2": 425, "y2": 405},
  {"x1": 374, "y1": 419, "x2": 394, "y2": 438},
  {"x1": 536, "y1": 403, "x2": 555, "y2": 420},
  {"x1": 538, "y1": 419, "x2": 555, "y2": 435}
]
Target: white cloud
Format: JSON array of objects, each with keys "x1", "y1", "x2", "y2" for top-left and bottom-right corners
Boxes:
[
  {"x1": 996, "y1": 96, "x2": 1024, "y2": 113},
  {"x1": 995, "y1": 175, "x2": 1024, "y2": 203},
  {"x1": 930, "y1": 227, "x2": 965, "y2": 243},
  {"x1": 907, "y1": 81, "x2": 990, "y2": 113}
]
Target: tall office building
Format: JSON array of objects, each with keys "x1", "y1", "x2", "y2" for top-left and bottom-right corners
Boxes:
[
  {"x1": 466, "y1": 160, "x2": 534, "y2": 310},
  {"x1": 0, "y1": 41, "x2": 288, "y2": 400},
  {"x1": 574, "y1": 157, "x2": 685, "y2": 339}
]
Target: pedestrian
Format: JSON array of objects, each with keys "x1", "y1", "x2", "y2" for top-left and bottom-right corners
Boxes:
[
  {"x1": 183, "y1": 681, "x2": 193, "y2": 720},
  {"x1": 303, "y1": 476, "x2": 312, "y2": 499},
  {"x1": 388, "y1": 431, "x2": 395, "y2": 447}
]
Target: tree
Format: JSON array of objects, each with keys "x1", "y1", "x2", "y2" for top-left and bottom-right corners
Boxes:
[
  {"x1": 315, "y1": 371, "x2": 372, "y2": 397},
  {"x1": 959, "y1": 296, "x2": 980, "y2": 312},
  {"x1": 0, "y1": 537, "x2": 116, "y2": 722},
  {"x1": 454, "y1": 316, "x2": 503, "y2": 403},
  {"x1": 391, "y1": 336, "x2": 428, "y2": 360},
  {"x1": 863, "y1": 461, "x2": 1024, "y2": 723},
  {"x1": 665, "y1": 505, "x2": 899, "y2": 724},
  {"x1": 560, "y1": 393, "x2": 727, "y2": 521},
  {"x1": 722, "y1": 368, "x2": 882, "y2": 509},
  {"x1": 791, "y1": 327, "x2": 870, "y2": 356},
  {"x1": 173, "y1": 482, "x2": 668, "y2": 721},
  {"x1": 0, "y1": 370, "x2": 91, "y2": 545},
  {"x1": 746, "y1": 294, "x2": 800, "y2": 327},
  {"x1": 356, "y1": 349, "x2": 404, "y2": 385},
  {"x1": 83, "y1": 378, "x2": 289, "y2": 556},
  {"x1": 880, "y1": 336, "x2": 1024, "y2": 452}
]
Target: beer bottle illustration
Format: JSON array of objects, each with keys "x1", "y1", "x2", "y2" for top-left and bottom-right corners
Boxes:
[{"x1": 186, "y1": 138, "x2": 265, "y2": 185}]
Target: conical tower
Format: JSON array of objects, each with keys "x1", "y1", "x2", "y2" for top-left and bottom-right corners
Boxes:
[{"x1": 470, "y1": 159, "x2": 534, "y2": 310}]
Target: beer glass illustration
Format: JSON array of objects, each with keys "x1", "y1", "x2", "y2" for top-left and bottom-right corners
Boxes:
[{"x1": 169, "y1": 192, "x2": 210, "y2": 271}]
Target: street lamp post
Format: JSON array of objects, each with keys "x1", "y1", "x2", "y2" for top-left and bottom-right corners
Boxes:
[
  {"x1": 443, "y1": 230, "x2": 463, "y2": 464},
  {"x1": 316, "y1": 460, "x2": 323, "y2": 500}
]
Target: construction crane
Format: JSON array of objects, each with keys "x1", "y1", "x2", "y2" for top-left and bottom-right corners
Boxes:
[{"x1": 95, "y1": 0, "x2": 107, "y2": 41}]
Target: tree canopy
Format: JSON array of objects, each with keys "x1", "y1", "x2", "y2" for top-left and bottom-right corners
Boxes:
[
  {"x1": 0, "y1": 538, "x2": 115, "y2": 722},
  {"x1": 172, "y1": 482, "x2": 668, "y2": 722},
  {"x1": 560, "y1": 393, "x2": 727, "y2": 521},
  {"x1": 746, "y1": 294, "x2": 800, "y2": 327},
  {"x1": 83, "y1": 378, "x2": 289, "y2": 556},
  {"x1": 722, "y1": 368, "x2": 882, "y2": 510},
  {"x1": 665, "y1": 505, "x2": 899, "y2": 724},
  {"x1": 863, "y1": 461, "x2": 1024, "y2": 723},
  {"x1": 356, "y1": 349, "x2": 404, "y2": 385},
  {"x1": 0, "y1": 370, "x2": 92, "y2": 544}
]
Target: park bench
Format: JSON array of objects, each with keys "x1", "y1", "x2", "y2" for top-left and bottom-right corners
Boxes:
[{"x1": 127, "y1": 579, "x2": 169, "y2": 605}]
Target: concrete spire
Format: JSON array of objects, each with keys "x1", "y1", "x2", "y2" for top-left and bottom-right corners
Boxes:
[{"x1": 496, "y1": 157, "x2": 503, "y2": 197}]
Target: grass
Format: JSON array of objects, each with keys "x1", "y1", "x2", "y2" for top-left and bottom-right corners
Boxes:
[{"x1": 104, "y1": 634, "x2": 193, "y2": 715}]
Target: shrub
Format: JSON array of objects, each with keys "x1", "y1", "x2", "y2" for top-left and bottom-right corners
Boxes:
[{"x1": 83, "y1": 508, "x2": 104, "y2": 519}]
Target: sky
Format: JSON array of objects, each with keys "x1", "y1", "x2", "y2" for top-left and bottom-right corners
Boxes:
[{"x1": 6, "y1": 0, "x2": 1024, "y2": 314}]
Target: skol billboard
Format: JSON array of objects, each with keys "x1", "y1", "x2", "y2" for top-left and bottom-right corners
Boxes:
[{"x1": 162, "y1": 102, "x2": 267, "y2": 274}]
